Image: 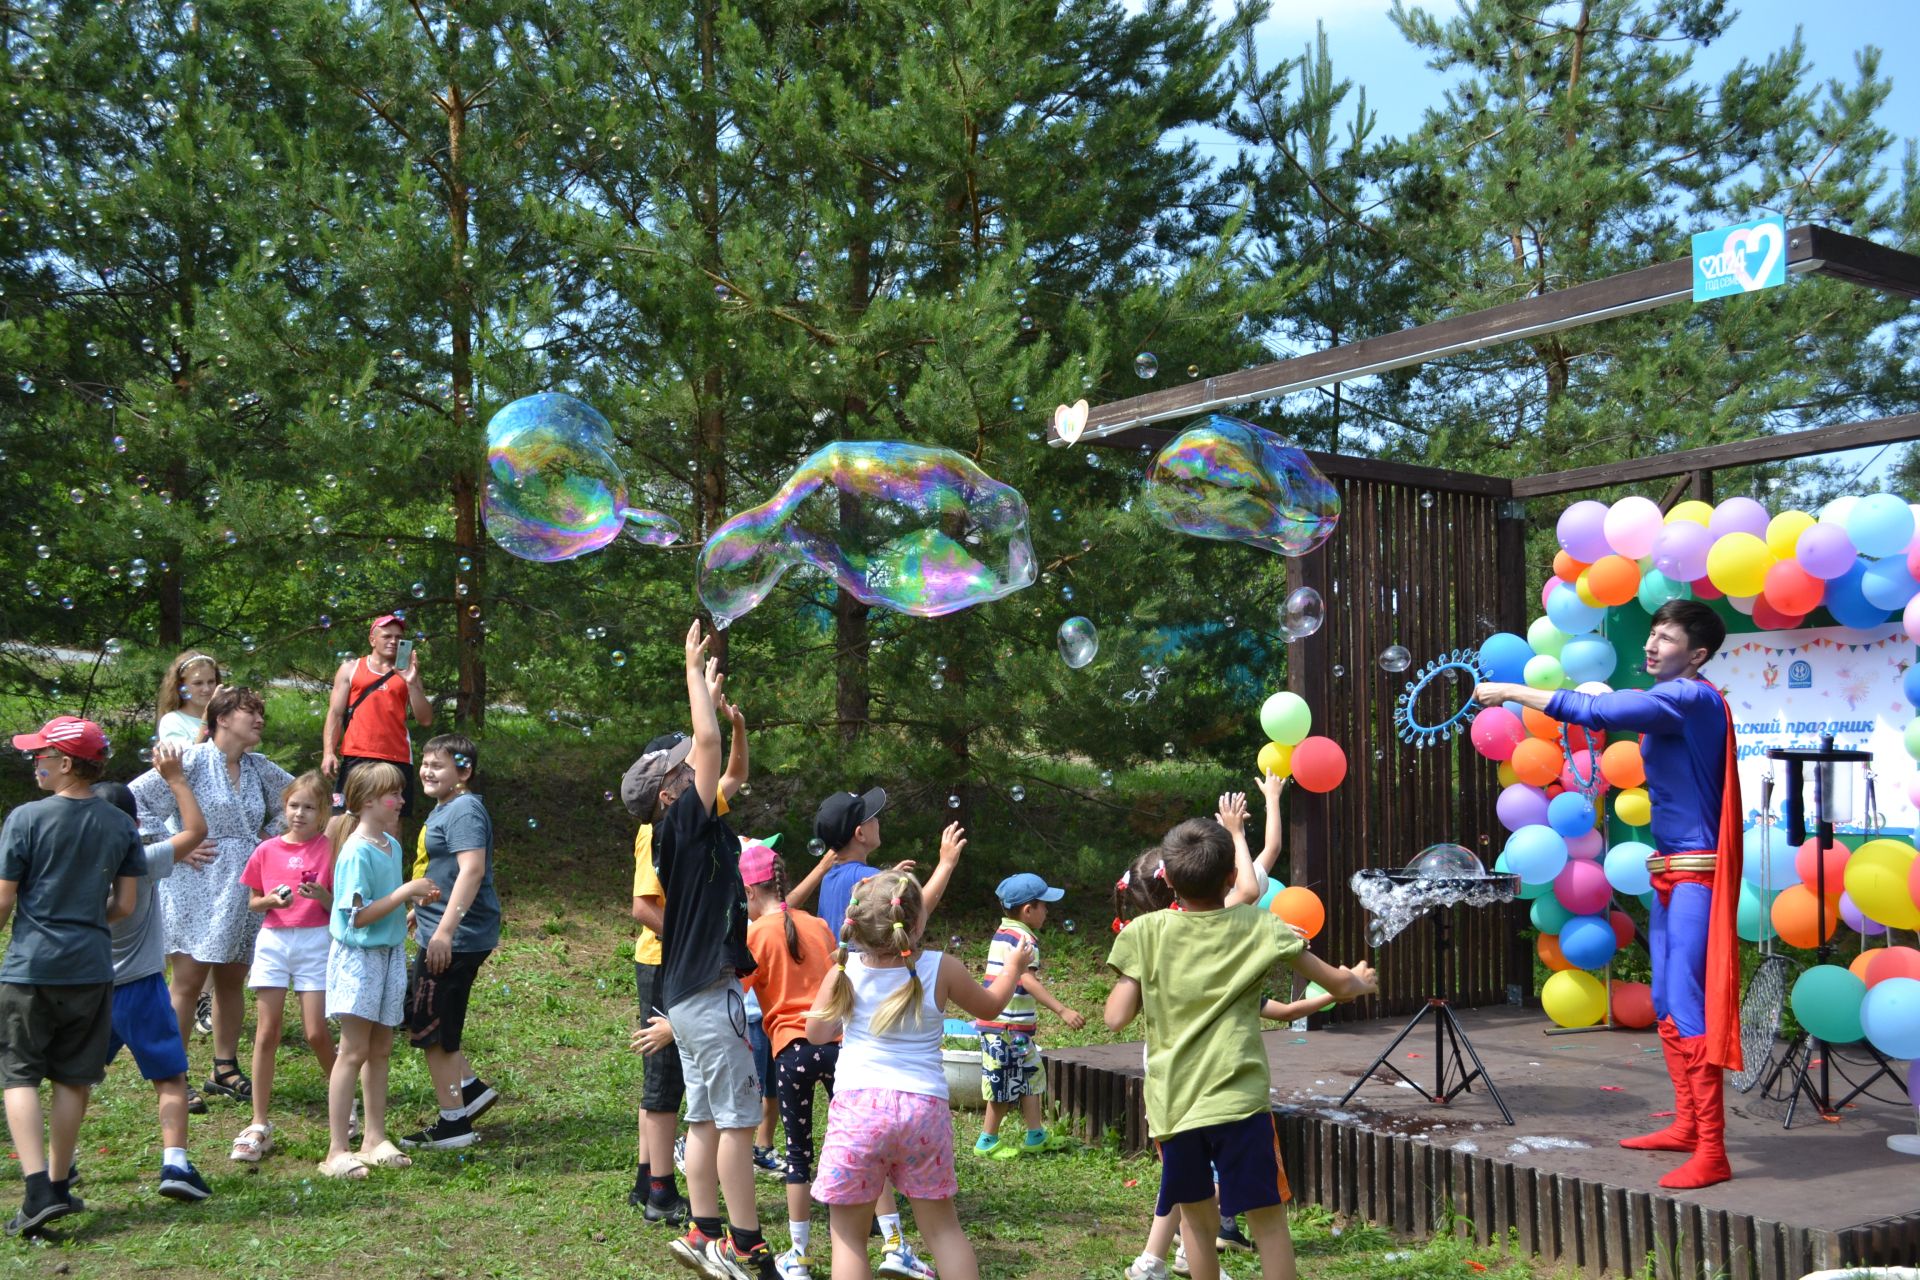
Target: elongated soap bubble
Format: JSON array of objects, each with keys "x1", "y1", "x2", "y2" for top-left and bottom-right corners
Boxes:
[
  {"x1": 697, "y1": 440, "x2": 1036, "y2": 629},
  {"x1": 485, "y1": 393, "x2": 680, "y2": 561},
  {"x1": 1143, "y1": 415, "x2": 1339, "y2": 555},
  {"x1": 1057, "y1": 616, "x2": 1098, "y2": 668}
]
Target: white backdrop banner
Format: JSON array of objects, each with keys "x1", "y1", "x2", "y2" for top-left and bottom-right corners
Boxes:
[{"x1": 1712, "y1": 621, "x2": 1917, "y2": 836}]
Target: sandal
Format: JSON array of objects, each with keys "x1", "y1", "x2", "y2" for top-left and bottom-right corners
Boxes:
[
  {"x1": 204, "y1": 1058, "x2": 252, "y2": 1101},
  {"x1": 230, "y1": 1122, "x2": 272, "y2": 1163},
  {"x1": 316, "y1": 1153, "x2": 367, "y2": 1180},
  {"x1": 364, "y1": 1140, "x2": 412, "y2": 1169}
]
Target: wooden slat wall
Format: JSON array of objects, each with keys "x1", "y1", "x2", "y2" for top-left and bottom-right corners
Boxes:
[{"x1": 1288, "y1": 477, "x2": 1529, "y2": 1022}]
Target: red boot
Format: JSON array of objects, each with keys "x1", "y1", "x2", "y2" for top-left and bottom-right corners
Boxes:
[
  {"x1": 1658, "y1": 1034, "x2": 1731, "y2": 1189},
  {"x1": 1621, "y1": 1018, "x2": 1698, "y2": 1152}
]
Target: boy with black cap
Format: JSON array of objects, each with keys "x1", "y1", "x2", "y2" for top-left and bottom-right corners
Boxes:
[
  {"x1": 812, "y1": 789, "x2": 965, "y2": 940},
  {"x1": 0, "y1": 717, "x2": 147, "y2": 1236},
  {"x1": 973, "y1": 873, "x2": 1085, "y2": 1158}
]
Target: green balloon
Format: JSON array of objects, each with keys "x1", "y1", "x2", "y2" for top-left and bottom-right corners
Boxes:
[
  {"x1": 1736, "y1": 879, "x2": 1778, "y2": 943},
  {"x1": 1260, "y1": 692, "x2": 1311, "y2": 746},
  {"x1": 1791, "y1": 964, "x2": 1866, "y2": 1044},
  {"x1": 1637, "y1": 568, "x2": 1692, "y2": 614},
  {"x1": 1530, "y1": 895, "x2": 1574, "y2": 934},
  {"x1": 1524, "y1": 654, "x2": 1565, "y2": 690},
  {"x1": 1303, "y1": 982, "x2": 1329, "y2": 1002},
  {"x1": 1527, "y1": 616, "x2": 1569, "y2": 658},
  {"x1": 1905, "y1": 717, "x2": 1920, "y2": 763}
]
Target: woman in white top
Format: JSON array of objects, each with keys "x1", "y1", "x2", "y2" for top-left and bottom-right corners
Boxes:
[{"x1": 155, "y1": 650, "x2": 222, "y2": 745}]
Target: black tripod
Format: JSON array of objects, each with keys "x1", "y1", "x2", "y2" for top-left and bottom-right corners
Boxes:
[{"x1": 1340, "y1": 906, "x2": 1513, "y2": 1124}]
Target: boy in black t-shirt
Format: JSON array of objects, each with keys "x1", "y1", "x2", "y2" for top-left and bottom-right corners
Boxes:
[
  {"x1": 628, "y1": 622, "x2": 774, "y2": 1280},
  {"x1": 0, "y1": 718, "x2": 146, "y2": 1236}
]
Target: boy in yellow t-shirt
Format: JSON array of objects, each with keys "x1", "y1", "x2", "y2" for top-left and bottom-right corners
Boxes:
[{"x1": 1105, "y1": 816, "x2": 1375, "y2": 1280}]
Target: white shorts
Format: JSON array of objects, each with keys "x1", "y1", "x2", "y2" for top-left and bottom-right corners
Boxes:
[
  {"x1": 325, "y1": 941, "x2": 407, "y2": 1026},
  {"x1": 247, "y1": 926, "x2": 331, "y2": 993}
]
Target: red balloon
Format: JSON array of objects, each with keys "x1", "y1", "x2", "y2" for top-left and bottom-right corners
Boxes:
[
  {"x1": 1763, "y1": 560, "x2": 1825, "y2": 616},
  {"x1": 1750, "y1": 597, "x2": 1807, "y2": 631},
  {"x1": 1864, "y1": 946, "x2": 1920, "y2": 988},
  {"x1": 1610, "y1": 979, "x2": 1655, "y2": 1029},
  {"x1": 1290, "y1": 736, "x2": 1347, "y2": 794},
  {"x1": 1796, "y1": 837, "x2": 1850, "y2": 897},
  {"x1": 1608, "y1": 909, "x2": 1636, "y2": 949},
  {"x1": 1690, "y1": 576, "x2": 1724, "y2": 601}
]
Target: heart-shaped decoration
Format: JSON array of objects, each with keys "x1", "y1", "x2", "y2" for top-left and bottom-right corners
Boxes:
[
  {"x1": 1053, "y1": 398, "x2": 1089, "y2": 446},
  {"x1": 1725, "y1": 222, "x2": 1784, "y2": 292}
]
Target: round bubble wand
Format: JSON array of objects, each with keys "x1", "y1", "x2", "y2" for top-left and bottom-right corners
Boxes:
[{"x1": 1392, "y1": 649, "x2": 1488, "y2": 750}]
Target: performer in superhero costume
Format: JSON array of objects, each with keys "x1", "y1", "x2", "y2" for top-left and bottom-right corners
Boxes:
[{"x1": 1476, "y1": 599, "x2": 1741, "y2": 1190}]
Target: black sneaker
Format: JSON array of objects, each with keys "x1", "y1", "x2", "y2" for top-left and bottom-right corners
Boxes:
[
  {"x1": 642, "y1": 1189, "x2": 691, "y2": 1225},
  {"x1": 194, "y1": 991, "x2": 213, "y2": 1036},
  {"x1": 1216, "y1": 1217, "x2": 1253, "y2": 1252},
  {"x1": 158, "y1": 1164, "x2": 212, "y2": 1202},
  {"x1": 398, "y1": 1114, "x2": 479, "y2": 1150},
  {"x1": 459, "y1": 1077, "x2": 499, "y2": 1121}
]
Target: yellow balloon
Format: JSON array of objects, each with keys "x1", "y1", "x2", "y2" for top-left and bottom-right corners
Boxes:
[
  {"x1": 1575, "y1": 570, "x2": 1603, "y2": 608},
  {"x1": 1615, "y1": 787, "x2": 1651, "y2": 827},
  {"x1": 1542, "y1": 968, "x2": 1607, "y2": 1028},
  {"x1": 1705, "y1": 532, "x2": 1774, "y2": 598},
  {"x1": 1496, "y1": 761, "x2": 1519, "y2": 788},
  {"x1": 1257, "y1": 741, "x2": 1294, "y2": 780},
  {"x1": 1667, "y1": 500, "x2": 1713, "y2": 526},
  {"x1": 1845, "y1": 839, "x2": 1920, "y2": 929},
  {"x1": 1766, "y1": 510, "x2": 1816, "y2": 561}
]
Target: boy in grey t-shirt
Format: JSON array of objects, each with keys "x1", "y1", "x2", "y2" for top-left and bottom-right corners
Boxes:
[{"x1": 0, "y1": 717, "x2": 145, "y2": 1236}]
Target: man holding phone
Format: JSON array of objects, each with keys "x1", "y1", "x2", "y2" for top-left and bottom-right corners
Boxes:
[{"x1": 322, "y1": 613, "x2": 434, "y2": 826}]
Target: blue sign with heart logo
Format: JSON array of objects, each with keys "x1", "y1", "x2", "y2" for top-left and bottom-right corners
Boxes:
[{"x1": 1692, "y1": 216, "x2": 1788, "y2": 302}]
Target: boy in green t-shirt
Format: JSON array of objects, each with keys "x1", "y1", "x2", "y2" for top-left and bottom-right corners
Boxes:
[{"x1": 1105, "y1": 816, "x2": 1375, "y2": 1280}]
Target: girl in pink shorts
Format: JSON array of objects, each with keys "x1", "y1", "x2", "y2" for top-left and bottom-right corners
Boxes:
[{"x1": 805, "y1": 868, "x2": 1033, "y2": 1280}]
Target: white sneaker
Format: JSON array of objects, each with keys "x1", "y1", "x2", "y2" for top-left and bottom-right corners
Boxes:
[
  {"x1": 673, "y1": 1134, "x2": 688, "y2": 1175},
  {"x1": 876, "y1": 1241, "x2": 937, "y2": 1279},
  {"x1": 774, "y1": 1246, "x2": 813, "y2": 1279},
  {"x1": 1126, "y1": 1254, "x2": 1170, "y2": 1280}
]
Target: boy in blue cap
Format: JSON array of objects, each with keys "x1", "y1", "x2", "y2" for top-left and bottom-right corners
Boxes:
[{"x1": 974, "y1": 872, "x2": 1085, "y2": 1157}]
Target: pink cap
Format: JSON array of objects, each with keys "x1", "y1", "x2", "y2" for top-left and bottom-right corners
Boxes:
[
  {"x1": 739, "y1": 839, "x2": 778, "y2": 886},
  {"x1": 369, "y1": 613, "x2": 403, "y2": 632},
  {"x1": 12, "y1": 715, "x2": 110, "y2": 763}
]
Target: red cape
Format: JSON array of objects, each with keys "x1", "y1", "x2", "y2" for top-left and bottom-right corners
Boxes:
[{"x1": 1703, "y1": 681, "x2": 1744, "y2": 1072}]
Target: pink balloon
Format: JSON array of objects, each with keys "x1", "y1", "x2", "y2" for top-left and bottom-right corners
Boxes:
[
  {"x1": 1907, "y1": 777, "x2": 1920, "y2": 810},
  {"x1": 1840, "y1": 891, "x2": 1888, "y2": 937},
  {"x1": 1540, "y1": 578, "x2": 1558, "y2": 612},
  {"x1": 1604, "y1": 497, "x2": 1664, "y2": 559},
  {"x1": 1709, "y1": 496, "x2": 1770, "y2": 541},
  {"x1": 1906, "y1": 593, "x2": 1920, "y2": 642},
  {"x1": 1906, "y1": 537, "x2": 1920, "y2": 581},
  {"x1": 1566, "y1": 829, "x2": 1604, "y2": 860},
  {"x1": 1557, "y1": 764, "x2": 1610, "y2": 797},
  {"x1": 1554, "y1": 858, "x2": 1613, "y2": 915},
  {"x1": 1470, "y1": 707, "x2": 1527, "y2": 762}
]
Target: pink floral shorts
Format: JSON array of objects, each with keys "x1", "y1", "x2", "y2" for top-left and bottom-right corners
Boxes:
[{"x1": 811, "y1": 1088, "x2": 956, "y2": 1204}]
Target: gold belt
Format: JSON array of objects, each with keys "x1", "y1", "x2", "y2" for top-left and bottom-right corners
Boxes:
[{"x1": 1646, "y1": 854, "x2": 1717, "y2": 873}]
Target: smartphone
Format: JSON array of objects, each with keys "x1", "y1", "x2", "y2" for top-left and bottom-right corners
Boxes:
[{"x1": 394, "y1": 639, "x2": 413, "y2": 671}]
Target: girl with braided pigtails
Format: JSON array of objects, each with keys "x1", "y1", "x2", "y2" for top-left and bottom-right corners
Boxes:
[{"x1": 806, "y1": 870, "x2": 1032, "y2": 1280}]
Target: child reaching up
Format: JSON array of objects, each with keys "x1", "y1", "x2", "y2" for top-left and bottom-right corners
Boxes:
[
  {"x1": 1106, "y1": 814, "x2": 1376, "y2": 1280},
  {"x1": 806, "y1": 868, "x2": 1033, "y2": 1280}
]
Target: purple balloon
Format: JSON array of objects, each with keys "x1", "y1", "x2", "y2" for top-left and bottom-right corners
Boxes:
[
  {"x1": 1652, "y1": 521, "x2": 1713, "y2": 582},
  {"x1": 1497, "y1": 783, "x2": 1551, "y2": 833},
  {"x1": 1708, "y1": 496, "x2": 1770, "y2": 541},
  {"x1": 1797, "y1": 521, "x2": 1859, "y2": 580},
  {"x1": 1557, "y1": 500, "x2": 1612, "y2": 563},
  {"x1": 1908, "y1": 1057, "x2": 1920, "y2": 1109},
  {"x1": 1840, "y1": 890, "x2": 1888, "y2": 936}
]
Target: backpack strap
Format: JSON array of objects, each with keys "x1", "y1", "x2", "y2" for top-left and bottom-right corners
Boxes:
[{"x1": 340, "y1": 663, "x2": 398, "y2": 744}]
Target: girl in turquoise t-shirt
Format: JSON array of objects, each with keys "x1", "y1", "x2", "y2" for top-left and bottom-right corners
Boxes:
[{"x1": 318, "y1": 762, "x2": 438, "y2": 1180}]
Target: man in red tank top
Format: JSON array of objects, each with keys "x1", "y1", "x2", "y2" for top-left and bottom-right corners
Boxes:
[{"x1": 322, "y1": 614, "x2": 435, "y2": 820}]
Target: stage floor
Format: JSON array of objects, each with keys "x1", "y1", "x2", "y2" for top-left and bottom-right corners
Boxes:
[{"x1": 1046, "y1": 1006, "x2": 1919, "y2": 1277}]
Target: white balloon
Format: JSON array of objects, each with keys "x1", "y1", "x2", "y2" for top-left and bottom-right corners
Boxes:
[
  {"x1": 1820, "y1": 495, "x2": 1859, "y2": 526},
  {"x1": 1575, "y1": 681, "x2": 1613, "y2": 695}
]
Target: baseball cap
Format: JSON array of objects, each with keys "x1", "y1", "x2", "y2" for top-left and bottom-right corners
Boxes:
[
  {"x1": 13, "y1": 716, "x2": 110, "y2": 763},
  {"x1": 812, "y1": 787, "x2": 887, "y2": 850},
  {"x1": 620, "y1": 732, "x2": 694, "y2": 817},
  {"x1": 369, "y1": 613, "x2": 403, "y2": 631},
  {"x1": 738, "y1": 835, "x2": 783, "y2": 886},
  {"x1": 996, "y1": 873, "x2": 1064, "y2": 911}
]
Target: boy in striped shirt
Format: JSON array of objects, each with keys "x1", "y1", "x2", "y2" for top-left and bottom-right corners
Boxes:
[{"x1": 972, "y1": 873, "x2": 1085, "y2": 1157}]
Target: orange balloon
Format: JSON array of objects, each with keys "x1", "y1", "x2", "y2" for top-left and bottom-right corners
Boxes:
[
  {"x1": 1586, "y1": 555, "x2": 1642, "y2": 607},
  {"x1": 1770, "y1": 884, "x2": 1841, "y2": 950},
  {"x1": 1537, "y1": 932, "x2": 1575, "y2": 972},
  {"x1": 1864, "y1": 946, "x2": 1920, "y2": 987},
  {"x1": 1849, "y1": 951, "x2": 1877, "y2": 982},
  {"x1": 1600, "y1": 740, "x2": 1645, "y2": 788},
  {"x1": 1511, "y1": 737, "x2": 1563, "y2": 788},
  {"x1": 1554, "y1": 551, "x2": 1590, "y2": 584},
  {"x1": 1522, "y1": 706, "x2": 1562, "y2": 739},
  {"x1": 1271, "y1": 886, "x2": 1325, "y2": 940}
]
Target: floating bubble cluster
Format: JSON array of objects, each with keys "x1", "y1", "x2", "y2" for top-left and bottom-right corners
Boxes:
[
  {"x1": 1351, "y1": 867, "x2": 1518, "y2": 948},
  {"x1": 1142, "y1": 415, "x2": 1340, "y2": 556},
  {"x1": 484, "y1": 393, "x2": 681, "y2": 562},
  {"x1": 1057, "y1": 616, "x2": 1098, "y2": 668},
  {"x1": 696, "y1": 441, "x2": 1036, "y2": 629}
]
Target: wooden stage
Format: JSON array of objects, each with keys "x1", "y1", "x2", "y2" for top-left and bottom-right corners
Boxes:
[{"x1": 1043, "y1": 1007, "x2": 1920, "y2": 1280}]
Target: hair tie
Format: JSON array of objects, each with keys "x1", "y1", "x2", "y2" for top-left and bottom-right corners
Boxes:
[
  {"x1": 1153, "y1": 862, "x2": 1167, "y2": 881},
  {"x1": 774, "y1": 902, "x2": 789, "y2": 912},
  {"x1": 901, "y1": 947, "x2": 914, "y2": 958},
  {"x1": 1116, "y1": 869, "x2": 1131, "y2": 890},
  {"x1": 890, "y1": 896, "x2": 902, "y2": 907},
  {"x1": 891, "y1": 921, "x2": 905, "y2": 931},
  {"x1": 834, "y1": 963, "x2": 845, "y2": 972},
  {"x1": 1111, "y1": 917, "x2": 1127, "y2": 934}
]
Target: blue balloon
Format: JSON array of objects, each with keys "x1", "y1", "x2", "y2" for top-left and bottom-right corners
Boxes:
[
  {"x1": 1741, "y1": 822, "x2": 1796, "y2": 889},
  {"x1": 1904, "y1": 664, "x2": 1920, "y2": 709},
  {"x1": 1845, "y1": 493, "x2": 1915, "y2": 559},
  {"x1": 1545, "y1": 583, "x2": 1605, "y2": 635},
  {"x1": 1604, "y1": 841, "x2": 1655, "y2": 896},
  {"x1": 1256, "y1": 882, "x2": 1281, "y2": 912},
  {"x1": 1824, "y1": 560, "x2": 1887, "y2": 629},
  {"x1": 1560, "y1": 635, "x2": 1618, "y2": 684},
  {"x1": 1861, "y1": 556, "x2": 1919, "y2": 612},
  {"x1": 1547, "y1": 791, "x2": 1597, "y2": 839},
  {"x1": 1860, "y1": 977, "x2": 1920, "y2": 1060},
  {"x1": 1558, "y1": 914, "x2": 1618, "y2": 969},
  {"x1": 1506, "y1": 824, "x2": 1570, "y2": 884},
  {"x1": 1495, "y1": 850, "x2": 1549, "y2": 900},
  {"x1": 1478, "y1": 632, "x2": 1535, "y2": 684},
  {"x1": 1530, "y1": 895, "x2": 1574, "y2": 934}
]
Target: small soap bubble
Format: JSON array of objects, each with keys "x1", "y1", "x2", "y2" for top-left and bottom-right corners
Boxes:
[
  {"x1": 457, "y1": 555, "x2": 473, "y2": 571},
  {"x1": 1018, "y1": 315, "x2": 1034, "y2": 332},
  {"x1": 1060, "y1": 585, "x2": 1073, "y2": 601},
  {"x1": 241, "y1": 635, "x2": 257, "y2": 653},
  {"x1": 808, "y1": 837, "x2": 827, "y2": 857},
  {"x1": 947, "y1": 794, "x2": 961, "y2": 809},
  {"x1": 1162, "y1": 742, "x2": 1175, "y2": 757},
  {"x1": 527, "y1": 818, "x2": 538, "y2": 829},
  {"x1": 1011, "y1": 396, "x2": 1025, "y2": 411},
  {"x1": 1050, "y1": 508, "x2": 1064, "y2": 522},
  {"x1": 222, "y1": 529, "x2": 237, "y2": 545},
  {"x1": 311, "y1": 516, "x2": 330, "y2": 534},
  {"x1": 604, "y1": 790, "x2": 615, "y2": 802},
  {"x1": 59, "y1": 595, "x2": 74, "y2": 610},
  {"x1": 34, "y1": 544, "x2": 50, "y2": 559},
  {"x1": 1420, "y1": 492, "x2": 1436, "y2": 509},
  {"x1": 1186, "y1": 364, "x2": 1199, "y2": 378},
  {"x1": 1056, "y1": 617, "x2": 1098, "y2": 669},
  {"x1": 112, "y1": 435, "x2": 127, "y2": 453},
  {"x1": 1063, "y1": 919, "x2": 1076, "y2": 934},
  {"x1": 1282, "y1": 586, "x2": 1324, "y2": 639},
  {"x1": 1332, "y1": 663, "x2": 1346, "y2": 678},
  {"x1": 934, "y1": 655, "x2": 948, "y2": 672},
  {"x1": 610, "y1": 650, "x2": 626, "y2": 667},
  {"x1": 1010, "y1": 785, "x2": 1026, "y2": 802},
  {"x1": 1133, "y1": 352, "x2": 1158, "y2": 379},
  {"x1": 318, "y1": 615, "x2": 332, "y2": 629},
  {"x1": 1100, "y1": 770, "x2": 1114, "y2": 788},
  {"x1": 1378, "y1": 644, "x2": 1412, "y2": 673},
  {"x1": 410, "y1": 582, "x2": 426, "y2": 598},
  {"x1": 929, "y1": 674, "x2": 945, "y2": 690},
  {"x1": 69, "y1": 488, "x2": 85, "y2": 504}
]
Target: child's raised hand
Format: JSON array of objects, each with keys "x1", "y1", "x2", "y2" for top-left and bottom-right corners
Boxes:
[
  {"x1": 1215, "y1": 791, "x2": 1248, "y2": 835},
  {"x1": 684, "y1": 618, "x2": 709, "y2": 670},
  {"x1": 937, "y1": 823, "x2": 967, "y2": 867},
  {"x1": 1337, "y1": 960, "x2": 1379, "y2": 1001},
  {"x1": 1256, "y1": 768, "x2": 1286, "y2": 805},
  {"x1": 704, "y1": 654, "x2": 725, "y2": 703}
]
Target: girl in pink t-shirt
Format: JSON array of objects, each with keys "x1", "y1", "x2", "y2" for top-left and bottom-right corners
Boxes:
[{"x1": 231, "y1": 772, "x2": 337, "y2": 1161}]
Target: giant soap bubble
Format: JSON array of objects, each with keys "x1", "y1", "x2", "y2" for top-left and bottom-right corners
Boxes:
[
  {"x1": 485, "y1": 393, "x2": 681, "y2": 561},
  {"x1": 697, "y1": 441, "x2": 1036, "y2": 629},
  {"x1": 1143, "y1": 415, "x2": 1339, "y2": 555}
]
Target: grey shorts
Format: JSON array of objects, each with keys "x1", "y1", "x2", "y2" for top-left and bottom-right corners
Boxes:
[
  {"x1": 325, "y1": 941, "x2": 407, "y2": 1026},
  {"x1": 0, "y1": 981, "x2": 115, "y2": 1088},
  {"x1": 668, "y1": 975, "x2": 760, "y2": 1130}
]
